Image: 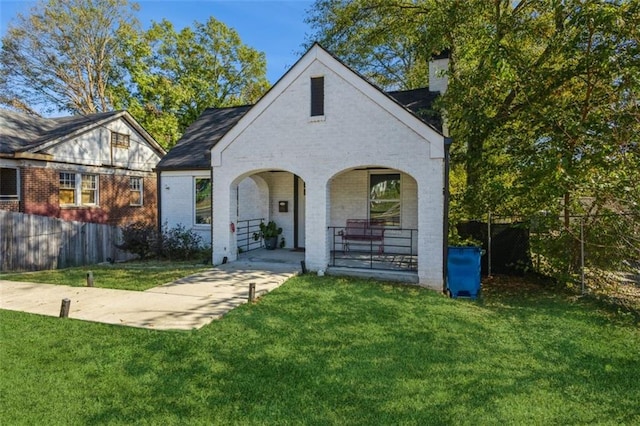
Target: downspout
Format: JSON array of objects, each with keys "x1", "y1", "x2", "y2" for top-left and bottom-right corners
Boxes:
[
  {"x1": 293, "y1": 174, "x2": 299, "y2": 249},
  {"x1": 156, "y1": 168, "x2": 161, "y2": 230},
  {"x1": 210, "y1": 164, "x2": 214, "y2": 256},
  {"x1": 442, "y1": 137, "x2": 453, "y2": 293},
  {"x1": 156, "y1": 168, "x2": 162, "y2": 257}
]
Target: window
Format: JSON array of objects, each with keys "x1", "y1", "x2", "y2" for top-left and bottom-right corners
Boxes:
[
  {"x1": 81, "y1": 175, "x2": 97, "y2": 204},
  {"x1": 59, "y1": 172, "x2": 98, "y2": 206},
  {"x1": 111, "y1": 131, "x2": 130, "y2": 149},
  {"x1": 59, "y1": 172, "x2": 76, "y2": 205},
  {"x1": 130, "y1": 177, "x2": 143, "y2": 206},
  {"x1": 194, "y1": 178, "x2": 212, "y2": 225},
  {"x1": 0, "y1": 167, "x2": 19, "y2": 199},
  {"x1": 369, "y1": 173, "x2": 401, "y2": 227},
  {"x1": 310, "y1": 76, "x2": 324, "y2": 116}
]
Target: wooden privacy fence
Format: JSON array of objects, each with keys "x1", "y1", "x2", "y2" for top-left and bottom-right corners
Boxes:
[{"x1": 0, "y1": 211, "x2": 134, "y2": 272}]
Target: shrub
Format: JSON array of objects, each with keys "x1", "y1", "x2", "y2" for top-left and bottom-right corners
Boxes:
[
  {"x1": 117, "y1": 222, "x2": 160, "y2": 259},
  {"x1": 160, "y1": 223, "x2": 204, "y2": 260}
]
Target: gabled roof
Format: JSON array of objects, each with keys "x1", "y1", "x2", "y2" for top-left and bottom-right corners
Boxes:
[
  {"x1": 0, "y1": 109, "x2": 165, "y2": 157},
  {"x1": 155, "y1": 105, "x2": 251, "y2": 171},
  {"x1": 211, "y1": 43, "x2": 444, "y2": 164},
  {"x1": 159, "y1": 43, "x2": 445, "y2": 171},
  {"x1": 158, "y1": 86, "x2": 442, "y2": 172}
]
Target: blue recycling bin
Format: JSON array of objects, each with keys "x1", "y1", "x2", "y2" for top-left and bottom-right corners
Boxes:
[{"x1": 447, "y1": 246, "x2": 482, "y2": 299}]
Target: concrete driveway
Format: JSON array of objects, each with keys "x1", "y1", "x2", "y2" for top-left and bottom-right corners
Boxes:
[{"x1": 0, "y1": 251, "x2": 303, "y2": 331}]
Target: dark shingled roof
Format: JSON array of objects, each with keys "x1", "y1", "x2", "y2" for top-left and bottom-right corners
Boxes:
[
  {"x1": 387, "y1": 87, "x2": 442, "y2": 131},
  {"x1": 0, "y1": 109, "x2": 122, "y2": 154},
  {"x1": 155, "y1": 105, "x2": 252, "y2": 171},
  {"x1": 157, "y1": 88, "x2": 442, "y2": 171}
]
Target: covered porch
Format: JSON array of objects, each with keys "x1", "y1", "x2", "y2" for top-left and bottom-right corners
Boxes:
[{"x1": 232, "y1": 167, "x2": 421, "y2": 283}]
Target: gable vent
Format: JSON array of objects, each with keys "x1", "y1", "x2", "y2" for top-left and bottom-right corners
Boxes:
[{"x1": 310, "y1": 76, "x2": 325, "y2": 117}]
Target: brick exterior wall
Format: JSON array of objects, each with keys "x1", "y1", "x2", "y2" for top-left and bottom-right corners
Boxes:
[
  {"x1": 210, "y1": 48, "x2": 446, "y2": 289},
  {"x1": 0, "y1": 200, "x2": 19, "y2": 211},
  {"x1": 16, "y1": 167, "x2": 157, "y2": 227}
]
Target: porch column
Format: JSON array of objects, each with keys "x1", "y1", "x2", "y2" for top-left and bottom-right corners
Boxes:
[
  {"x1": 304, "y1": 177, "x2": 330, "y2": 272},
  {"x1": 211, "y1": 168, "x2": 236, "y2": 265},
  {"x1": 417, "y1": 171, "x2": 444, "y2": 290}
]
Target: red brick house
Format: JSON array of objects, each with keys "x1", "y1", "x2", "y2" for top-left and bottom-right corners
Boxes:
[{"x1": 0, "y1": 109, "x2": 165, "y2": 226}]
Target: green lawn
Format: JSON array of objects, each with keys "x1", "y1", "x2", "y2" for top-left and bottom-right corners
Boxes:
[
  {"x1": 1, "y1": 274, "x2": 639, "y2": 425},
  {"x1": 0, "y1": 260, "x2": 210, "y2": 291}
]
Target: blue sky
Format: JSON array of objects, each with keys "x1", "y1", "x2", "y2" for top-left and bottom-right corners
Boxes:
[{"x1": 0, "y1": 0, "x2": 315, "y2": 83}]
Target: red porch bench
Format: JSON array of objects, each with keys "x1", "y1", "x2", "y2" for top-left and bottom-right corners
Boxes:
[{"x1": 341, "y1": 219, "x2": 385, "y2": 253}]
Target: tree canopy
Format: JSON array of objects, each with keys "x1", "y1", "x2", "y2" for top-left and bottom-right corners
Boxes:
[
  {"x1": 0, "y1": 0, "x2": 138, "y2": 115},
  {"x1": 306, "y1": 0, "x2": 639, "y2": 218},
  {"x1": 0, "y1": 0, "x2": 270, "y2": 148},
  {"x1": 114, "y1": 17, "x2": 269, "y2": 148}
]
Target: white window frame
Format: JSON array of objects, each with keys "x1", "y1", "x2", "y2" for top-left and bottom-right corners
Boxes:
[
  {"x1": 130, "y1": 177, "x2": 143, "y2": 206},
  {"x1": 194, "y1": 177, "x2": 212, "y2": 226},
  {"x1": 0, "y1": 167, "x2": 20, "y2": 200},
  {"x1": 368, "y1": 172, "x2": 402, "y2": 228},
  {"x1": 59, "y1": 172, "x2": 99, "y2": 207}
]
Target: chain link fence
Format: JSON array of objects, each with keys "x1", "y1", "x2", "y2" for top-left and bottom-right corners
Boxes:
[{"x1": 456, "y1": 212, "x2": 640, "y2": 314}]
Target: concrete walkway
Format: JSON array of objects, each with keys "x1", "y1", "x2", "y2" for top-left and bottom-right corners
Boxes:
[{"x1": 0, "y1": 251, "x2": 303, "y2": 331}]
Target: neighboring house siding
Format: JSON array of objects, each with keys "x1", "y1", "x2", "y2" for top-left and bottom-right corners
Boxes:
[
  {"x1": 0, "y1": 110, "x2": 164, "y2": 226},
  {"x1": 45, "y1": 122, "x2": 160, "y2": 172},
  {"x1": 0, "y1": 200, "x2": 19, "y2": 211},
  {"x1": 20, "y1": 167, "x2": 157, "y2": 226}
]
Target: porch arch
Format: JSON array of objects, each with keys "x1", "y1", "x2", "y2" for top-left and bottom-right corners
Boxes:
[
  {"x1": 328, "y1": 161, "x2": 443, "y2": 288},
  {"x1": 213, "y1": 168, "x2": 308, "y2": 263}
]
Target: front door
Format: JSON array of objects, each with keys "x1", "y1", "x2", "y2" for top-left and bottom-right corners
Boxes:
[{"x1": 294, "y1": 175, "x2": 305, "y2": 249}]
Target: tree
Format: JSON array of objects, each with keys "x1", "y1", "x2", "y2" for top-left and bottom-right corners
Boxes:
[
  {"x1": 0, "y1": 0, "x2": 139, "y2": 115},
  {"x1": 306, "y1": 0, "x2": 432, "y2": 90},
  {"x1": 115, "y1": 17, "x2": 269, "y2": 148}
]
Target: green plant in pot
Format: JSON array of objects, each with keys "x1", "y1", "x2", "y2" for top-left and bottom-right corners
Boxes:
[{"x1": 253, "y1": 220, "x2": 282, "y2": 250}]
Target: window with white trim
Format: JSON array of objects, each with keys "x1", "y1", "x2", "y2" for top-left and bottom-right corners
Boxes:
[
  {"x1": 130, "y1": 177, "x2": 143, "y2": 206},
  {"x1": 194, "y1": 178, "x2": 211, "y2": 225},
  {"x1": 369, "y1": 173, "x2": 401, "y2": 227},
  {"x1": 59, "y1": 172, "x2": 98, "y2": 206},
  {"x1": 0, "y1": 167, "x2": 19, "y2": 199}
]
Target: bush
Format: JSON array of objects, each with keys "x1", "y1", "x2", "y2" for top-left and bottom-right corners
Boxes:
[
  {"x1": 160, "y1": 223, "x2": 204, "y2": 260},
  {"x1": 117, "y1": 222, "x2": 160, "y2": 259}
]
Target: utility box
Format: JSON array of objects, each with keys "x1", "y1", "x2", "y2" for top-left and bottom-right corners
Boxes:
[{"x1": 447, "y1": 246, "x2": 482, "y2": 299}]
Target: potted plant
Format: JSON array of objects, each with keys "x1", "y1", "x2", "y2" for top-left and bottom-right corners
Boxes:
[{"x1": 253, "y1": 220, "x2": 282, "y2": 250}]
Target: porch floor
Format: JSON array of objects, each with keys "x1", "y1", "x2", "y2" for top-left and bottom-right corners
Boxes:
[
  {"x1": 236, "y1": 248, "x2": 418, "y2": 284},
  {"x1": 237, "y1": 248, "x2": 305, "y2": 266}
]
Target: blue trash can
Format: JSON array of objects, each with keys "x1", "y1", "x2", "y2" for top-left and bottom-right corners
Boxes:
[{"x1": 447, "y1": 246, "x2": 482, "y2": 299}]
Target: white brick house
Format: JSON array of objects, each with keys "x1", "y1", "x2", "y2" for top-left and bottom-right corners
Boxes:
[{"x1": 208, "y1": 44, "x2": 446, "y2": 289}]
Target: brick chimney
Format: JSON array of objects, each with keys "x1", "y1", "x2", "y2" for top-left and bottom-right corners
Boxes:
[{"x1": 429, "y1": 50, "x2": 450, "y2": 94}]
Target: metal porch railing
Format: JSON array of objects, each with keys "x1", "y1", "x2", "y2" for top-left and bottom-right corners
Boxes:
[
  {"x1": 237, "y1": 218, "x2": 265, "y2": 253},
  {"x1": 329, "y1": 226, "x2": 418, "y2": 271}
]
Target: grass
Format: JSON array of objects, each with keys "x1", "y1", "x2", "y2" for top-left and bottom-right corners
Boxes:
[
  {"x1": 0, "y1": 260, "x2": 210, "y2": 291},
  {"x1": 1, "y1": 274, "x2": 639, "y2": 425}
]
